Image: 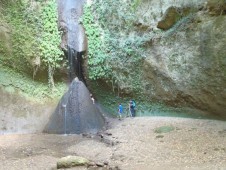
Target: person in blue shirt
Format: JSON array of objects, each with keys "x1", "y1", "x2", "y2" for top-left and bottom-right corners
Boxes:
[
  {"x1": 129, "y1": 100, "x2": 136, "y2": 117},
  {"x1": 118, "y1": 103, "x2": 123, "y2": 119}
]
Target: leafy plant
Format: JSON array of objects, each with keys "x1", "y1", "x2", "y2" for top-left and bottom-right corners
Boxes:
[
  {"x1": 1, "y1": 1, "x2": 40, "y2": 73},
  {"x1": 0, "y1": 65, "x2": 66, "y2": 101},
  {"x1": 81, "y1": 4, "x2": 110, "y2": 80},
  {"x1": 1, "y1": 0, "x2": 64, "y2": 89},
  {"x1": 40, "y1": 0, "x2": 63, "y2": 88},
  {"x1": 83, "y1": 0, "x2": 146, "y2": 94}
]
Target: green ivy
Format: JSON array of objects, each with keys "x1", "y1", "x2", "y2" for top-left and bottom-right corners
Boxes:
[
  {"x1": 1, "y1": 1, "x2": 40, "y2": 72},
  {"x1": 1, "y1": 0, "x2": 64, "y2": 88},
  {"x1": 40, "y1": 0, "x2": 63, "y2": 87},
  {"x1": 83, "y1": 0, "x2": 146, "y2": 94},
  {"x1": 82, "y1": 4, "x2": 110, "y2": 80},
  {"x1": 0, "y1": 65, "x2": 66, "y2": 102}
]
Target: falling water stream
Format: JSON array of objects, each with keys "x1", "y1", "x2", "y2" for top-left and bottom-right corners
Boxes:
[
  {"x1": 61, "y1": 0, "x2": 86, "y2": 135},
  {"x1": 62, "y1": 104, "x2": 67, "y2": 135}
]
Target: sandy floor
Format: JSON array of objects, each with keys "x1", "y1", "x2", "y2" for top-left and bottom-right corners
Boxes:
[{"x1": 0, "y1": 117, "x2": 226, "y2": 170}]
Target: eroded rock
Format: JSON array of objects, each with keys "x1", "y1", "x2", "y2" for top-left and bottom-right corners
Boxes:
[
  {"x1": 206, "y1": 0, "x2": 226, "y2": 16},
  {"x1": 157, "y1": 6, "x2": 192, "y2": 30},
  {"x1": 144, "y1": 14, "x2": 226, "y2": 117}
]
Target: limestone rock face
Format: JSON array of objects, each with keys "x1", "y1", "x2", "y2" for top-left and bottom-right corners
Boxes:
[
  {"x1": 143, "y1": 14, "x2": 226, "y2": 117},
  {"x1": 130, "y1": 0, "x2": 207, "y2": 30},
  {"x1": 206, "y1": 0, "x2": 226, "y2": 16},
  {"x1": 99, "y1": 0, "x2": 226, "y2": 117},
  {"x1": 157, "y1": 6, "x2": 194, "y2": 30},
  {"x1": 44, "y1": 78, "x2": 105, "y2": 134},
  {"x1": 0, "y1": 22, "x2": 11, "y2": 55}
]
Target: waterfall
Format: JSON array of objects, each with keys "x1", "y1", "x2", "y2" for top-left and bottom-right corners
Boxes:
[
  {"x1": 62, "y1": 0, "x2": 86, "y2": 83},
  {"x1": 67, "y1": 47, "x2": 86, "y2": 84},
  {"x1": 43, "y1": 0, "x2": 104, "y2": 134}
]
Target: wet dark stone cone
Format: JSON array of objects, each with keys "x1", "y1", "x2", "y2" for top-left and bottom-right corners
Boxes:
[{"x1": 44, "y1": 78, "x2": 105, "y2": 134}]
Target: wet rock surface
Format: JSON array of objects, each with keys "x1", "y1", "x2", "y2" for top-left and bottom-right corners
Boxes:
[
  {"x1": 58, "y1": 0, "x2": 87, "y2": 52},
  {"x1": 57, "y1": 0, "x2": 87, "y2": 82},
  {"x1": 44, "y1": 78, "x2": 105, "y2": 134}
]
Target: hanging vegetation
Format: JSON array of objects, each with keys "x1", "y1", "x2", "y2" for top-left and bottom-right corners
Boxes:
[
  {"x1": 82, "y1": 4, "x2": 110, "y2": 80},
  {"x1": 0, "y1": 0, "x2": 63, "y2": 87},
  {"x1": 0, "y1": 0, "x2": 66, "y2": 99},
  {"x1": 39, "y1": 0, "x2": 63, "y2": 88},
  {"x1": 82, "y1": 0, "x2": 146, "y2": 93}
]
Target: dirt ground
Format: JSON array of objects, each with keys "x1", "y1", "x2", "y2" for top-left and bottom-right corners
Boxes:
[{"x1": 0, "y1": 116, "x2": 226, "y2": 170}]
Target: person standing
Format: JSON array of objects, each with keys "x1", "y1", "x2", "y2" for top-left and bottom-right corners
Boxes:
[
  {"x1": 132, "y1": 99, "x2": 136, "y2": 117},
  {"x1": 90, "y1": 94, "x2": 95, "y2": 104},
  {"x1": 118, "y1": 103, "x2": 123, "y2": 119},
  {"x1": 129, "y1": 100, "x2": 135, "y2": 117}
]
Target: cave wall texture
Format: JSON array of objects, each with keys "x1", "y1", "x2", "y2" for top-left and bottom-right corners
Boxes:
[{"x1": 137, "y1": 0, "x2": 226, "y2": 116}]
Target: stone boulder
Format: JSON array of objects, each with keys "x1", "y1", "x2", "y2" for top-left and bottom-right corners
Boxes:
[{"x1": 57, "y1": 156, "x2": 89, "y2": 169}]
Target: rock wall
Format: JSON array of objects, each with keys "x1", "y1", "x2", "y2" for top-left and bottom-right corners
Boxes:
[
  {"x1": 0, "y1": 87, "x2": 56, "y2": 134},
  {"x1": 44, "y1": 78, "x2": 105, "y2": 134},
  {"x1": 58, "y1": 0, "x2": 87, "y2": 52},
  {"x1": 0, "y1": 22, "x2": 11, "y2": 56},
  {"x1": 136, "y1": 0, "x2": 226, "y2": 117},
  {"x1": 58, "y1": 0, "x2": 87, "y2": 82},
  {"x1": 133, "y1": 0, "x2": 207, "y2": 30},
  {"x1": 90, "y1": 0, "x2": 226, "y2": 117}
]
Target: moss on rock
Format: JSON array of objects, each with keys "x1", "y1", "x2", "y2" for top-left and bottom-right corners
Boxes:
[{"x1": 57, "y1": 156, "x2": 90, "y2": 169}]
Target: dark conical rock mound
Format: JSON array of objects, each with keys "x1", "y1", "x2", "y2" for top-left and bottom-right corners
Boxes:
[{"x1": 44, "y1": 78, "x2": 105, "y2": 134}]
